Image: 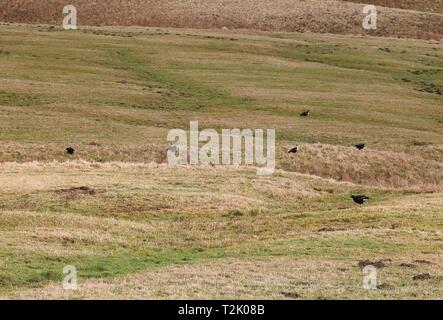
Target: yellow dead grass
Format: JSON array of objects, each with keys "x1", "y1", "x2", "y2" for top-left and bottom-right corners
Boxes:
[
  {"x1": 280, "y1": 143, "x2": 443, "y2": 191},
  {"x1": 0, "y1": 161, "x2": 441, "y2": 299},
  {"x1": 0, "y1": 210, "x2": 154, "y2": 256},
  {"x1": 4, "y1": 255, "x2": 442, "y2": 300}
]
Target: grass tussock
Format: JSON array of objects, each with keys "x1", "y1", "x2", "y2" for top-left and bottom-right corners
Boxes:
[{"x1": 280, "y1": 143, "x2": 443, "y2": 191}]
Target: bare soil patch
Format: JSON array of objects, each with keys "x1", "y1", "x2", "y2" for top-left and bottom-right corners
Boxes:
[
  {"x1": 400, "y1": 263, "x2": 416, "y2": 268},
  {"x1": 377, "y1": 283, "x2": 393, "y2": 290},
  {"x1": 414, "y1": 260, "x2": 433, "y2": 265},
  {"x1": 318, "y1": 227, "x2": 346, "y2": 232},
  {"x1": 412, "y1": 273, "x2": 431, "y2": 281},
  {"x1": 54, "y1": 186, "x2": 100, "y2": 199},
  {"x1": 358, "y1": 260, "x2": 386, "y2": 269},
  {"x1": 281, "y1": 292, "x2": 301, "y2": 299}
]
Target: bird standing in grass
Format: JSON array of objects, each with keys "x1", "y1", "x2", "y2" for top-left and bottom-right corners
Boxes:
[
  {"x1": 66, "y1": 147, "x2": 75, "y2": 155},
  {"x1": 355, "y1": 143, "x2": 365, "y2": 150},
  {"x1": 300, "y1": 110, "x2": 310, "y2": 117},
  {"x1": 288, "y1": 146, "x2": 299, "y2": 154},
  {"x1": 351, "y1": 195, "x2": 370, "y2": 204}
]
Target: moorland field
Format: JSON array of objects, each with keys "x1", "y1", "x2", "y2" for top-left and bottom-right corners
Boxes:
[{"x1": 0, "y1": 1, "x2": 442, "y2": 299}]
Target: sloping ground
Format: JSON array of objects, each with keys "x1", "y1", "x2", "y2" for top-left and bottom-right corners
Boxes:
[
  {"x1": 0, "y1": 25, "x2": 442, "y2": 190},
  {"x1": 344, "y1": 0, "x2": 443, "y2": 14},
  {"x1": 1, "y1": 142, "x2": 441, "y2": 190},
  {"x1": 0, "y1": 162, "x2": 442, "y2": 299},
  {"x1": 1, "y1": 25, "x2": 442, "y2": 190},
  {"x1": 0, "y1": 24, "x2": 441, "y2": 300},
  {"x1": 280, "y1": 144, "x2": 443, "y2": 191},
  {"x1": 6, "y1": 255, "x2": 443, "y2": 299},
  {"x1": 1, "y1": 0, "x2": 443, "y2": 40}
]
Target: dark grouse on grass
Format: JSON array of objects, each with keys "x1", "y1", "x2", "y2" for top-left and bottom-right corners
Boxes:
[
  {"x1": 351, "y1": 195, "x2": 370, "y2": 204},
  {"x1": 288, "y1": 146, "x2": 299, "y2": 153},
  {"x1": 300, "y1": 110, "x2": 310, "y2": 117}
]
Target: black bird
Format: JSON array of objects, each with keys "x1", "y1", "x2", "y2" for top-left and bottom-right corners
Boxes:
[
  {"x1": 355, "y1": 143, "x2": 365, "y2": 150},
  {"x1": 351, "y1": 195, "x2": 370, "y2": 205},
  {"x1": 300, "y1": 110, "x2": 311, "y2": 117},
  {"x1": 288, "y1": 146, "x2": 299, "y2": 154},
  {"x1": 300, "y1": 110, "x2": 310, "y2": 117},
  {"x1": 66, "y1": 147, "x2": 75, "y2": 155}
]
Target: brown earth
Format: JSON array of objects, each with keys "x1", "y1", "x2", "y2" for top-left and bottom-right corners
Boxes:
[
  {"x1": 358, "y1": 260, "x2": 386, "y2": 269},
  {"x1": 412, "y1": 273, "x2": 432, "y2": 281},
  {"x1": 54, "y1": 186, "x2": 99, "y2": 199},
  {"x1": 1, "y1": 0, "x2": 442, "y2": 40},
  {"x1": 344, "y1": 0, "x2": 443, "y2": 14}
]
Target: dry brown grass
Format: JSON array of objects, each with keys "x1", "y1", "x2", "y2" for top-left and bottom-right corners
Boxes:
[
  {"x1": 344, "y1": 0, "x2": 443, "y2": 14},
  {"x1": 0, "y1": 210, "x2": 141, "y2": 257},
  {"x1": 0, "y1": 141, "x2": 167, "y2": 163},
  {"x1": 0, "y1": 25, "x2": 441, "y2": 191},
  {"x1": 279, "y1": 143, "x2": 443, "y2": 191},
  {"x1": 0, "y1": 23, "x2": 441, "y2": 299},
  {"x1": 1, "y1": 140, "x2": 441, "y2": 190},
  {"x1": 4, "y1": 255, "x2": 443, "y2": 300},
  {"x1": 0, "y1": 162, "x2": 441, "y2": 299},
  {"x1": 1, "y1": 0, "x2": 442, "y2": 40}
]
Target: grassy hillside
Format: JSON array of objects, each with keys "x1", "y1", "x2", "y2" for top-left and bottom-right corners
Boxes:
[
  {"x1": 0, "y1": 24, "x2": 442, "y2": 299},
  {"x1": 1, "y1": 0, "x2": 443, "y2": 40},
  {"x1": 0, "y1": 162, "x2": 442, "y2": 299},
  {"x1": 0, "y1": 25, "x2": 442, "y2": 189}
]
